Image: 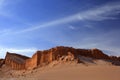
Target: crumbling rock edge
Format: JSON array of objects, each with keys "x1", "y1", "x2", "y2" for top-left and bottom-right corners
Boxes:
[{"x1": 0, "y1": 46, "x2": 120, "y2": 70}]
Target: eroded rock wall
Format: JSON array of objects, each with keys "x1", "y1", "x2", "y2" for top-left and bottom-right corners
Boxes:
[
  {"x1": 0, "y1": 59, "x2": 4, "y2": 67},
  {"x1": 3, "y1": 46, "x2": 120, "y2": 70},
  {"x1": 5, "y1": 52, "x2": 29, "y2": 70}
]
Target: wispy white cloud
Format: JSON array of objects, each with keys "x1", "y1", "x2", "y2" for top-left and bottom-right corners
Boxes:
[
  {"x1": 84, "y1": 24, "x2": 94, "y2": 29},
  {"x1": 0, "y1": 29, "x2": 12, "y2": 35},
  {"x1": 0, "y1": 0, "x2": 28, "y2": 19},
  {"x1": 68, "y1": 25, "x2": 76, "y2": 30},
  {"x1": 0, "y1": 47, "x2": 38, "y2": 58},
  {"x1": 11, "y1": 1, "x2": 120, "y2": 34},
  {"x1": 0, "y1": 1, "x2": 120, "y2": 57},
  {"x1": 80, "y1": 43, "x2": 120, "y2": 56},
  {"x1": 78, "y1": 2, "x2": 120, "y2": 21},
  {"x1": 0, "y1": 1, "x2": 120, "y2": 35},
  {"x1": 50, "y1": 28, "x2": 120, "y2": 56}
]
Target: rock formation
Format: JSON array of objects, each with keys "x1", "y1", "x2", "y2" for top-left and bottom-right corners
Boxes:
[
  {"x1": 5, "y1": 52, "x2": 30, "y2": 70},
  {"x1": 110, "y1": 56, "x2": 119, "y2": 61},
  {"x1": 118, "y1": 57, "x2": 120, "y2": 61},
  {"x1": 90, "y1": 48, "x2": 110, "y2": 59},
  {"x1": 0, "y1": 46, "x2": 120, "y2": 70},
  {"x1": 0, "y1": 59, "x2": 4, "y2": 67}
]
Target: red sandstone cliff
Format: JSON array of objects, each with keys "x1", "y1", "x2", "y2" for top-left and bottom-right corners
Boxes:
[
  {"x1": 5, "y1": 52, "x2": 30, "y2": 70},
  {"x1": 0, "y1": 59, "x2": 4, "y2": 67},
  {"x1": 1, "y1": 46, "x2": 120, "y2": 70}
]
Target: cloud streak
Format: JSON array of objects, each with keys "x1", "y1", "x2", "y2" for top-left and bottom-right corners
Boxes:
[
  {"x1": 0, "y1": 1, "x2": 120, "y2": 58},
  {"x1": 0, "y1": 47, "x2": 38, "y2": 58},
  {"x1": 0, "y1": 1, "x2": 120, "y2": 35},
  {"x1": 80, "y1": 2, "x2": 120, "y2": 21},
  {"x1": 13, "y1": 1, "x2": 120, "y2": 33}
]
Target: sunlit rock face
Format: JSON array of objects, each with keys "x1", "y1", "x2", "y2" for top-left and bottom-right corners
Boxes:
[
  {"x1": 5, "y1": 52, "x2": 30, "y2": 70},
  {"x1": 1, "y1": 46, "x2": 120, "y2": 70}
]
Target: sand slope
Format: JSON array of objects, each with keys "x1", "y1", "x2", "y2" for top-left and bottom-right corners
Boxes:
[{"x1": 0, "y1": 60, "x2": 120, "y2": 80}]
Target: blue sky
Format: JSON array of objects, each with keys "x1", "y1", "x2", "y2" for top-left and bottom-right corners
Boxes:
[{"x1": 0, "y1": 0, "x2": 120, "y2": 58}]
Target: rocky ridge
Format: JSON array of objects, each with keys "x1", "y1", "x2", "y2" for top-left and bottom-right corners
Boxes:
[{"x1": 0, "y1": 46, "x2": 120, "y2": 70}]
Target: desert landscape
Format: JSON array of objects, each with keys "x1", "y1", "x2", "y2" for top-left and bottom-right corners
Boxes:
[
  {"x1": 0, "y1": 0, "x2": 120, "y2": 80},
  {"x1": 0, "y1": 46, "x2": 120, "y2": 80}
]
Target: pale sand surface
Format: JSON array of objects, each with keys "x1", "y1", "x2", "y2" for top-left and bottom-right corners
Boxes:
[{"x1": 0, "y1": 60, "x2": 120, "y2": 80}]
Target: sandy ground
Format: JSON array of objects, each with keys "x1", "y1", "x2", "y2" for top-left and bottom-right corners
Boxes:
[{"x1": 0, "y1": 60, "x2": 120, "y2": 80}]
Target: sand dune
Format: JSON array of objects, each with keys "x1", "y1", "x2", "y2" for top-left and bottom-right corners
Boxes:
[{"x1": 0, "y1": 60, "x2": 120, "y2": 80}]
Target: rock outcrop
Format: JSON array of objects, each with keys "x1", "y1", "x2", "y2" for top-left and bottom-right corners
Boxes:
[
  {"x1": 5, "y1": 52, "x2": 30, "y2": 70},
  {"x1": 1, "y1": 46, "x2": 120, "y2": 70},
  {"x1": 0, "y1": 59, "x2": 5, "y2": 67},
  {"x1": 90, "y1": 48, "x2": 110, "y2": 59},
  {"x1": 118, "y1": 57, "x2": 120, "y2": 61},
  {"x1": 110, "y1": 56, "x2": 119, "y2": 61}
]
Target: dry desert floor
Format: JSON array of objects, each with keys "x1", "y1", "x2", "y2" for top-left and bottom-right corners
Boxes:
[{"x1": 0, "y1": 60, "x2": 120, "y2": 80}]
